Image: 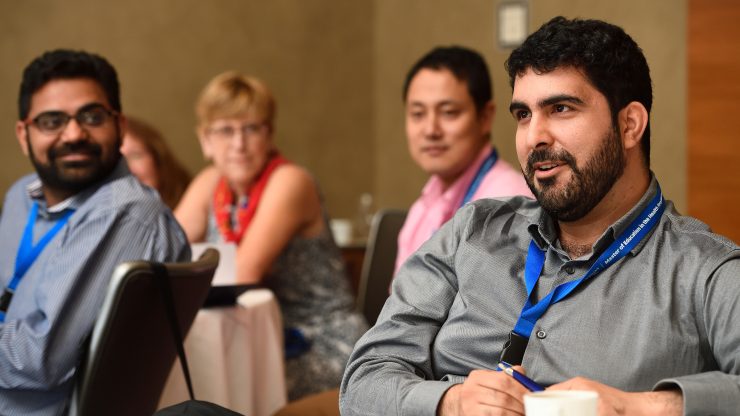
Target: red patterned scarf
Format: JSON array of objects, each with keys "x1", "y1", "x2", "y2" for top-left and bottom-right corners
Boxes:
[{"x1": 213, "y1": 153, "x2": 289, "y2": 242}]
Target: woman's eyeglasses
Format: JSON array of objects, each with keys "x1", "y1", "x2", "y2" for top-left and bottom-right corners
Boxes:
[{"x1": 206, "y1": 123, "x2": 267, "y2": 141}]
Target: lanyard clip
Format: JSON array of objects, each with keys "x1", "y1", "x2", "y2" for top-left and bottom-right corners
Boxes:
[
  {"x1": 0, "y1": 288, "x2": 15, "y2": 313},
  {"x1": 499, "y1": 331, "x2": 529, "y2": 366}
]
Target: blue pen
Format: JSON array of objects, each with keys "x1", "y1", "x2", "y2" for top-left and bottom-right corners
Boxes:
[{"x1": 497, "y1": 362, "x2": 545, "y2": 392}]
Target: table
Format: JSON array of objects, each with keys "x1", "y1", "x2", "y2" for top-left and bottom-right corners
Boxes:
[{"x1": 158, "y1": 289, "x2": 287, "y2": 416}]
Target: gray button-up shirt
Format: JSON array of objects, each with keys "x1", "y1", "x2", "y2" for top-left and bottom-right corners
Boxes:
[{"x1": 340, "y1": 177, "x2": 740, "y2": 416}]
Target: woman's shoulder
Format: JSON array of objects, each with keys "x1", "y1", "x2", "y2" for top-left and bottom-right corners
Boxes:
[
  {"x1": 191, "y1": 165, "x2": 221, "y2": 187},
  {"x1": 260, "y1": 162, "x2": 323, "y2": 227},
  {"x1": 272, "y1": 163, "x2": 313, "y2": 181},
  {"x1": 173, "y1": 165, "x2": 220, "y2": 234},
  {"x1": 266, "y1": 163, "x2": 318, "y2": 194},
  {"x1": 182, "y1": 166, "x2": 221, "y2": 199}
]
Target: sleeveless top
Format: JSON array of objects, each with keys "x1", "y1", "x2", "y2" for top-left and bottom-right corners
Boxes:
[{"x1": 206, "y1": 206, "x2": 367, "y2": 400}]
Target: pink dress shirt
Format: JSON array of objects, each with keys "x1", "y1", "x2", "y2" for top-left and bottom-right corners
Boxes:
[{"x1": 395, "y1": 144, "x2": 533, "y2": 273}]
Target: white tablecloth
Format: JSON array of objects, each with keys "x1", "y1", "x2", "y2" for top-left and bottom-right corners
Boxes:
[{"x1": 158, "y1": 289, "x2": 287, "y2": 416}]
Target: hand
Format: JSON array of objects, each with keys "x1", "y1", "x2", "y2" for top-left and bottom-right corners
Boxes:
[
  {"x1": 437, "y1": 367, "x2": 530, "y2": 416},
  {"x1": 549, "y1": 377, "x2": 683, "y2": 416}
]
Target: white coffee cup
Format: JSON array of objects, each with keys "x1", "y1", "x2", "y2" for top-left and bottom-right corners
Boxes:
[
  {"x1": 329, "y1": 219, "x2": 353, "y2": 246},
  {"x1": 524, "y1": 390, "x2": 598, "y2": 416}
]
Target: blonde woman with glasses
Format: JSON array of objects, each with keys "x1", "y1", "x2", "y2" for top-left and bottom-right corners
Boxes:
[{"x1": 175, "y1": 71, "x2": 367, "y2": 401}]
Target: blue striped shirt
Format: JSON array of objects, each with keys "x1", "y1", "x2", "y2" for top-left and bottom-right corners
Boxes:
[{"x1": 0, "y1": 160, "x2": 190, "y2": 415}]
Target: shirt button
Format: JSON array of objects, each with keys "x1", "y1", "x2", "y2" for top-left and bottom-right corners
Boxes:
[
  {"x1": 536, "y1": 330, "x2": 547, "y2": 339},
  {"x1": 565, "y1": 266, "x2": 575, "y2": 274}
]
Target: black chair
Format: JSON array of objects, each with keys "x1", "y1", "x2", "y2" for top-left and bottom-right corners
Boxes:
[
  {"x1": 356, "y1": 209, "x2": 407, "y2": 326},
  {"x1": 68, "y1": 249, "x2": 219, "y2": 416}
]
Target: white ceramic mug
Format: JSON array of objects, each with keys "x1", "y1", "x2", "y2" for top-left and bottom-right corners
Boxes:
[
  {"x1": 524, "y1": 390, "x2": 598, "y2": 416},
  {"x1": 329, "y1": 219, "x2": 353, "y2": 246}
]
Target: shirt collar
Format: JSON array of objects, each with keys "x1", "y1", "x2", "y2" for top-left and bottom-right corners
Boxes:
[
  {"x1": 421, "y1": 143, "x2": 493, "y2": 206},
  {"x1": 528, "y1": 173, "x2": 660, "y2": 260},
  {"x1": 26, "y1": 159, "x2": 130, "y2": 217}
]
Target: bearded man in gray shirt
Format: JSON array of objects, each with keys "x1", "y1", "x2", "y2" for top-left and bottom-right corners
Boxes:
[
  {"x1": 340, "y1": 17, "x2": 740, "y2": 416},
  {"x1": 0, "y1": 50, "x2": 190, "y2": 415}
]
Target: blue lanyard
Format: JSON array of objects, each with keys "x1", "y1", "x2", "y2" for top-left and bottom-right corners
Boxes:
[
  {"x1": 460, "y1": 148, "x2": 498, "y2": 207},
  {"x1": 513, "y1": 186, "x2": 665, "y2": 339},
  {"x1": 0, "y1": 202, "x2": 74, "y2": 322}
]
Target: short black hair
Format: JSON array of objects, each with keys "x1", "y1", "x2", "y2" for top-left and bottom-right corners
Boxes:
[
  {"x1": 403, "y1": 46, "x2": 493, "y2": 113},
  {"x1": 18, "y1": 49, "x2": 121, "y2": 120},
  {"x1": 506, "y1": 17, "x2": 653, "y2": 166}
]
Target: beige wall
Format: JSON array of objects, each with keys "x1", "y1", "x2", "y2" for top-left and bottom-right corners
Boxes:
[
  {"x1": 0, "y1": 0, "x2": 686, "y2": 218},
  {"x1": 373, "y1": 0, "x2": 687, "y2": 212},
  {"x1": 0, "y1": 0, "x2": 374, "y2": 218}
]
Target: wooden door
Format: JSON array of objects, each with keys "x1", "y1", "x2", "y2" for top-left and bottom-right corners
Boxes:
[{"x1": 688, "y1": 0, "x2": 740, "y2": 243}]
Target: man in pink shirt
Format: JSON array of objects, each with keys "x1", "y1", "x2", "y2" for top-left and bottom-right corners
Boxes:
[{"x1": 395, "y1": 46, "x2": 532, "y2": 273}]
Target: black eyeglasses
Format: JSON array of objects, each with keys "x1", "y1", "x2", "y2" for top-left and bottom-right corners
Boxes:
[{"x1": 25, "y1": 104, "x2": 118, "y2": 135}]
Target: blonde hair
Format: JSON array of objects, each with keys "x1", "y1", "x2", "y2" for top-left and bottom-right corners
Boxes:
[{"x1": 195, "y1": 71, "x2": 276, "y2": 130}]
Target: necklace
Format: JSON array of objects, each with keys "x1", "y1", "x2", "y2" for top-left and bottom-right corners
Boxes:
[{"x1": 212, "y1": 153, "x2": 288, "y2": 242}]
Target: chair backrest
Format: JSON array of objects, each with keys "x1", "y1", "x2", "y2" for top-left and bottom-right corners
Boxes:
[
  {"x1": 356, "y1": 209, "x2": 407, "y2": 326},
  {"x1": 69, "y1": 248, "x2": 219, "y2": 416}
]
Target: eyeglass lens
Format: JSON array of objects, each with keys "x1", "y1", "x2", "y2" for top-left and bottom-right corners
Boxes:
[
  {"x1": 209, "y1": 124, "x2": 264, "y2": 139},
  {"x1": 31, "y1": 104, "x2": 114, "y2": 133}
]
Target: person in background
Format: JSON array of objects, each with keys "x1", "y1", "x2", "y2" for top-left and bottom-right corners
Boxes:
[
  {"x1": 341, "y1": 17, "x2": 740, "y2": 415},
  {"x1": 0, "y1": 49, "x2": 189, "y2": 415},
  {"x1": 120, "y1": 116, "x2": 191, "y2": 210},
  {"x1": 395, "y1": 46, "x2": 532, "y2": 273},
  {"x1": 175, "y1": 71, "x2": 367, "y2": 401}
]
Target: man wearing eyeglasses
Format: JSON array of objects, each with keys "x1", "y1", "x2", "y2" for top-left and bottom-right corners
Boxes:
[{"x1": 0, "y1": 49, "x2": 190, "y2": 415}]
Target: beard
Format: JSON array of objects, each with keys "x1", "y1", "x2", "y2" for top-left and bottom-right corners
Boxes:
[
  {"x1": 524, "y1": 126, "x2": 626, "y2": 222},
  {"x1": 27, "y1": 134, "x2": 121, "y2": 195}
]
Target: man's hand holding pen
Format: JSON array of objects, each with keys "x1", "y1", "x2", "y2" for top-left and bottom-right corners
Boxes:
[
  {"x1": 437, "y1": 366, "x2": 530, "y2": 416},
  {"x1": 437, "y1": 366, "x2": 685, "y2": 416}
]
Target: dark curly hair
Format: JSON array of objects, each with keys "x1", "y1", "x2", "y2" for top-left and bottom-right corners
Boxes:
[
  {"x1": 506, "y1": 17, "x2": 652, "y2": 166},
  {"x1": 403, "y1": 46, "x2": 493, "y2": 113},
  {"x1": 18, "y1": 49, "x2": 121, "y2": 120}
]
